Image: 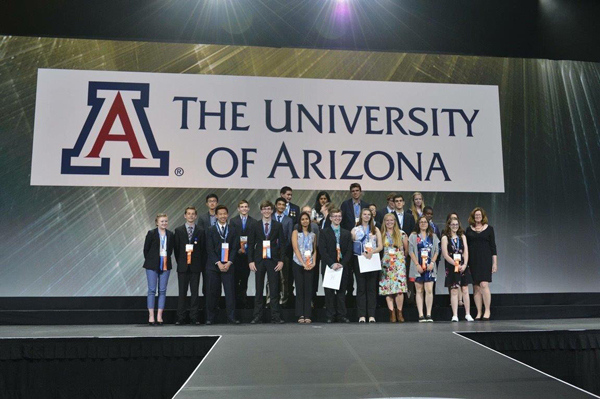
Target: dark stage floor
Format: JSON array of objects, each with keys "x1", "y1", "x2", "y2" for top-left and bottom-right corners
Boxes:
[{"x1": 1, "y1": 319, "x2": 599, "y2": 398}]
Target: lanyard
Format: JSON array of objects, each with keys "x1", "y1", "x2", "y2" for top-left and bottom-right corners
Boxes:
[{"x1": 218, "y1": 224, "x2": 228, "y2": 242}]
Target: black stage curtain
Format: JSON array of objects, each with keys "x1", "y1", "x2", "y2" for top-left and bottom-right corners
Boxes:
[
  {"x1": 0, "y1": 336, "x2": 218, "y2": 399},
  {"x1": 460, "y1": 330, "x2": 600, "y2": 395}
]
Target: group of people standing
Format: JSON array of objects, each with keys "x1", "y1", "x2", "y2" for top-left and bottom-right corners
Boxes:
[{"x1": 142, "y1": 184, "x2": 498, "y2": 325}]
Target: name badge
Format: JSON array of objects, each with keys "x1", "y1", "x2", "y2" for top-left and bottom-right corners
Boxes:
[
  {"x1": 336, "y1": 243, "x2": 341, "y2": 262},
  {"x1": 185, "y1": 244, "x2": 194, "y2": 252},
  {"x1": 262, "y1": 240, "x2": 271, "y2": 259},
  {"x1": 240, "y1": 236, "x2": 248, "y2": 244},
  {"x1": 160, "y1": 249, "x2": 167, "y2": 257},
  {"x1": 355, "y1": 217, "x2": 360, "y2": 224},
  {"x1": 364, "y1": 241, "x2": 373, "y2": 253},
  {"x1": 453, "y1": 254, "x2": 461, "y2": 261},
  {"x1": 421, "y1": 249, "x2": 428, "y2": 258},
  {"x1": 221, "y1": 243, "x2": 229, "y2": 263}
]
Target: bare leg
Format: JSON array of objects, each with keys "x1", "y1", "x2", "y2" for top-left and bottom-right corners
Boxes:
[
  {"x1": 394, "y1": 293, "x2": 404, "y2": 311},
  {"x1": 473, "y1": 283, "x2": 482, "y2": 318},
  {"x1": 462, "y1": 285, "x2": 471, "y2": 317},
  {"x1": 424, "y1": 282, "x2": 434, "y2": 316},
  {"x1": 450, "y1": 288, "x2": 459, "y2": 318},
  {"x1": 385, "y1": 295, "x2": 395, "y2": 311},
  {"x1": 480, "y1": 281, "x2": 491, "y2": 318},
  {"x1": 458, "y1": 288, "x2": 464, "y2": 305},
  {"x1": 157, "y1": 309, "x2": 164, "y2": 323},
  {"x1": 148, "y1": 309, "x2": 155, "y2": 323},
  {"x1": 415, "y1": 283, "x2": 425, "y2": 317}
]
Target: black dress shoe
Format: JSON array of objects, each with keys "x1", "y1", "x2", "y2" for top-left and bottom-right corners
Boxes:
[
  {"x1": 190, "y1": 319, "x2": 200, "y2": 325},
  {"x1": 338, "y1": 317, "x2": 350, "y2": 323},
  {"x1": 250, "y1": 317, "x2": 262, "y2": 324},
  {"x1": 148, "y1": 321, "x2": 156, "y2": 326},
  {"x1": 326, "y1": 318, "x2": 334, "y2": 323},
  {"x1": 228, "y1": 319, "x2": 241, "y2": 325},
  {"x1": 271, "y1": 317, "x2": 285, "y2": 324},
  {"x1": 175, "y1": 319, "x2": 185, "y2": 326},
  {"x1": 156, "y1": 321, "x2": 164, "y2": 326},
  {"x1": 205, "y1": 320, "x2": 213, "y2": 326}
]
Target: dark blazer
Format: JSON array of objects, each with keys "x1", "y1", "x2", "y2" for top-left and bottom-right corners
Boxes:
[
  {"x1": 198, "y1": 212, "x2": 216, "y2": 231},
  {"x1": 395, "y1": 209, "x2": 416, "y2": 236},
  {"x1": 229, "y1": 215, "x2": 257, "y2": 250},
  {"x1": 173, "y1": 224, "x2": 204, "y2": 273},
  {"x1": 143, "y1": 228, "x2": 175, "y2": 271},
  {"x1": 273, "y1": 213, "x2": 293, "y2": 253},
  {"x1": 247, "y1": 219, "x2": 285, "y2": 263},
  {"x1": 340, "y1": 198, "x2": 369, "y2": 231},
  {"x1": 206, "y1": 223, "x2": 239, "y2": 271},
  {"x1": 319, "y1": 226, "x2": 353, "y2": 269},
  {"x1": 374, "y1": 210, "x2": 385, "y2": 227},
  {"x1": 287, "y1": 202, "x2": 301, "y2": 225}
]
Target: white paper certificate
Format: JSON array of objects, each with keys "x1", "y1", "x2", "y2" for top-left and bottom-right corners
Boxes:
[
  {"x1": 323, "y1": 266, "x2": 343, "y2": 290},
  {"x1": 358, "y1": 253, "x2": 382, "y2": 273}
]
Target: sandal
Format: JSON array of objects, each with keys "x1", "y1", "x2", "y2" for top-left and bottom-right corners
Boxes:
[
  {"x1": 304, "y1": 318, "x2": 312, "y2": 324},
  {"x1": 298, "y1": 317, "x2": 305, "y2": 324}
]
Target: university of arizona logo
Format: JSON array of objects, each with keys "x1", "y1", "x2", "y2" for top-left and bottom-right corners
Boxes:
[{"x1": 61, "y1": 82, "x2": 169, "y2": 176}]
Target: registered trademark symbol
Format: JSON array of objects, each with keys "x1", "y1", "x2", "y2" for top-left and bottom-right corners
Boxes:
[{"x1": 174, "y1": 167, "x2": 184, "y2": 176}]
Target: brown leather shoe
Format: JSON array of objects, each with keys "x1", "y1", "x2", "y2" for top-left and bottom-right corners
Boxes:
[
  {"x1": 389, "y1": 309, "x2": 397, "y2": 323},
  {"x1": 396, "y1": 309, "x2": 405, "y2": 323}
]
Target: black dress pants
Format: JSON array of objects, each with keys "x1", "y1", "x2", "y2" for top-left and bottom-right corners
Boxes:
[
  {"x1": 354, "y1": 258, "x2": 379, "y2": 318},
  {"x1": 292, "y1": 262, "x2": 314, "y2": 319},
  {"x1": 206, "y1": 267, "x2": 236, "y2": 322},
  {"x1": 234, "y1": 254, "x2": 251, "y2": 308},
  {"x1": 177, "y1": 269, "x2": 201, "y2": 321},
  {"x1": 324, "y1": 265, "x2": 350, "y2": 319},
  {"x1": 253, "y1": 259, "x2": 281, "y2": 319}
]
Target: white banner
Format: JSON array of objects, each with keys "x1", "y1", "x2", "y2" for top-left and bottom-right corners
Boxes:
[{"x1": 31, "y1": 68, "x2": 504, "y2": 192}]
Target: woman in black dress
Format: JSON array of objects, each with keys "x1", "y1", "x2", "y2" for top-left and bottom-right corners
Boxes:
[
  {"x1": 465, "y1": 207, "x2": 498, "y2": 320},
  {"x1": 442, "y1": 217, "x2": 474, "y2": 322}
]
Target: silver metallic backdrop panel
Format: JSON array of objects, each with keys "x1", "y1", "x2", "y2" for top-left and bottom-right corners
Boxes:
[{"x1": 0, "y1": 36, "x2": 599, "y2": 296}]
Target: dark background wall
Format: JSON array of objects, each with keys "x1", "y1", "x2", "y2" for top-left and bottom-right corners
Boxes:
[{"x1": 1, "y1": 0, "x2": 599, "y2": 63}]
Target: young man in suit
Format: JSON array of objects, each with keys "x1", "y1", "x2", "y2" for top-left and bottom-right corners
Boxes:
[
  {"x1": 393, "y1": 194, "x2": 416, "y2": 235},
  {"x1": 340, "y1": 183, "x2": 368, "y2": 299},
  {"x1": 340, "y1": 183, "x2": 369, "y2": 231},
  {"x1": 197, "y1": 193, "x2": 219, "y2": 302},
  {"x1": 248, "y1": 200, "x2": 285, "y2": 324},
  {"x1": 198, "y1": 193, "x2": 219, "y2": 231},
  {"x1": 280, "y1": 186, "x2": 300, "y2": 225},
  {"x1": 382, "y1": 192, "x2": 397, "y2": 216},
  {"x1": 173, "y1": 207, "x2": 204, "y2": 325},
  {"x1": 274, "y1": 197, "x2": 294, "y2": 308},
  {"x1": 205, "y1": 205, "x2": 240, "y2": 325},
  {"x1": 319, "y1": 208, "x2": 353, "y2": 323},
  {"x1": 230, "y1": 200, "x2": 256, "y2": 309}
]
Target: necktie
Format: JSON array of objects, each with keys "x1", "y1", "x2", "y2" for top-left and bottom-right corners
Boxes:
[
  {"x1": 187, "y1": 226, "x2": 193, "y2": 242},
  {"x1": 277, "y1": 215, "x2": 282, "y2": 222},
  {"x1": 264, "y1": 222, "x2": 270, "y2": 237},
  {"x1": 242, "y1": 217, "x2": 246, "y2": 231}
]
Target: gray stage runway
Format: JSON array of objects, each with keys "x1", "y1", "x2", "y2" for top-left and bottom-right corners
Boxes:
[{"x1": 1, "y1": 319, "x2": 599, "y2": 399}]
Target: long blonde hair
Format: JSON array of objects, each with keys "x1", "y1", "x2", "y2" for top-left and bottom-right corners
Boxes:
[
  {"x1": 383, "y1": 213, "x2": 403, "y2": 248},
  {"x1": 410, "y1": 192, "x2": 425, "y2": 222}
]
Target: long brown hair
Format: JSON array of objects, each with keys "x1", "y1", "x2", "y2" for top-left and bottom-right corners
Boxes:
[
  {"x1": 356, "y1": 208, "x2": 376, "y2": 232},
  {"x1": 468, "y1": 207, "x2": 489, "y2": 226},
  {"x1": 413, "y1": 215, "x2": 434, "y2": 238},
  {"x1": 442, "y1": 217, "x2": 465, "y2": 238}
]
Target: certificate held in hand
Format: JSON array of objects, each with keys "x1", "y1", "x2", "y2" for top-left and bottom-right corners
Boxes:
[
  {"x1": 323, "y1": 266, "x2": 343, "y2": 290},
  {"x1": 358, "y1": 253, "x2": 381, "y2": 273}
]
